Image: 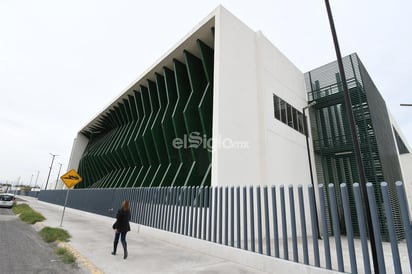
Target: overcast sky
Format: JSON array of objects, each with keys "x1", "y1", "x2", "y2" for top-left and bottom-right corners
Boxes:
[{"x1": 1, "y1": 0, "x2": 411, "y2": 187}]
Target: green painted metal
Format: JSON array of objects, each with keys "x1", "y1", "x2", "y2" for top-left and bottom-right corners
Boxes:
[
  {"x1": 77, "y1": 37, "x2": 214, "y2": 190},
  {"x1": 307, "y1": 55, "x2": 404, "y2": 240}
]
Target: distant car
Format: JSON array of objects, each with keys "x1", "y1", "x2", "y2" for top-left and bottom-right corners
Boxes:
[{"x1": 0, "y1": 193, "x2": 15, "y2": 208}]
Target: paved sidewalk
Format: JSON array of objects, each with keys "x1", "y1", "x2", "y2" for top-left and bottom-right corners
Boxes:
[{"x1": 20, "y1": 196, "x2": 270, "y2": 274}]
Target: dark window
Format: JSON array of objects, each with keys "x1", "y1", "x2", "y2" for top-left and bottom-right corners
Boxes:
[
  {"x1": 298, "y1": 112, "x2": 304, "y2": 134},
  {"x1": 273, "y1": 93, "x2": 305, "y2": 135},
  {"x1": 280, "y1": 100, "x2": 287, "y2": 124},
  {"x1": 273, "y1": 95, "x2": 280, "y2": 120},
  {"x1": 293, "y1": 108, "x2": 298, "y2": 131}
]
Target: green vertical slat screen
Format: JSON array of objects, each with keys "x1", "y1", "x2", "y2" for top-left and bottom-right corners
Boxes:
[{"x1": 77, "y1": 36, "x2": 214, "y2": 190}]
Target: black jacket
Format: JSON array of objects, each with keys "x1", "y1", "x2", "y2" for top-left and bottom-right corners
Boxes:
[{"x1": 114, "y1": 209, "x2": 131, "y2": 232}]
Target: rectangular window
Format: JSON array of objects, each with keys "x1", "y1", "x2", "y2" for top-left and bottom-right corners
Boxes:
[
  {"x1": 273, "y1": 93, "x2": 305, "y2": 136},
  {"x1": 292, "y1": 108, "x2": 298, "y2": 131},
  {"x1": 298, "y1": 112, "x2": 304, "y2": 134},
  {"x1": 280, "y1": 100, "x2": 287, "y2": 124},
  {"x1": 273, "y1": 95, "x2": 280, "y2": 120},
  {"x1": 287, "y1": 104, "x2": 293, "y2": 128}
]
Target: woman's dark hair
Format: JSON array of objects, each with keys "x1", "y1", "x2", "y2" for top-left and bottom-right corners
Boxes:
[{"x1": 122, "y1": 200, "x2": 130, "y2": 211}]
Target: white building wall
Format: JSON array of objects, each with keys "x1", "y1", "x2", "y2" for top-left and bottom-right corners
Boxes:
[
  {"x1": 212, "y1": 8, "x2": 317, "y2": 236},
  {"x1": 212, "y1": 8, "x2": 262, "y2": 187},
  {"x1": 67, "y1": 134, "x2": 88, "y2": 173},
  {"x1": 255, "y1": 32, "x2": 315, "y2": 187},
  {"x1": 212, "y1": 8, "x2": 315, "y2": 188}
]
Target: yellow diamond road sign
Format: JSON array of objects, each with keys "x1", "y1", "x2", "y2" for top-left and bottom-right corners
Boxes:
[{"x1": 60, "y1": 169, "x2": 82, "y2": 189}]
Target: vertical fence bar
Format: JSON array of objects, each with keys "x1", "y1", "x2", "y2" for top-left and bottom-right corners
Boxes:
[
  {"x1": 167, "y1": 188, "x2": 173, "y2": 231},
  {"x1": 353, "y1": 183, "x2": 371, "y2": 274},
  {"x1": 166, "y1": 188, "x2": 171, "y2": 230},
  {"x1": 169, "y1": 187, "x2": 175, "y2": 232},
  {"x1": 395, "y1": 181, "x2": 412, "y2": 273},
  {"x1": 146, "y1": 188, "x2": 153, "y2": 226},
  {"x1": 328, "y1": 184, "x2": 344, "y2": 272},
  {"x1": 249, "y1": 186, "x2": 255, "y2": 252},
  {"x1": 381, "y1": 182, "x2": 401, "y2": 274},
  {"x1": 230, "y1": 186, "x2": 234, "y2": 247},
  {"x1": 236, "y1": 186, "x2": 241, "y2": 249},
  {"x1": 219, "y1": 187, "x2": 223, "y2": 244},
  {"x1": 162, "y1": 188, "x2": 168, "y2": 230},
  {"x1": 172, "y1": 187, "x2": 178, "y2": 233},
  {"x1": 213, "y1": 187, "x2": 218, "y2": 243},
  {"x1": 204, "y1": 186, "x2": 209, "y2": 240},
  {"x1": 224, "y1": 186, "x2": 228, "y2": 246},
  {"x1": 133, "y1": 188, "x2": 139, "y2": 223},
  {"x1": 146, "y1": 188, "x2": 153, "y2": 227},
  {"x1": 160, "y1": 188, "x2": 167, "y2": 230},
  {"x1": 139, "y1": 188, "x2": 146, "y2": 225},
  {"x1": 189, "y1": 186, "x2": 195, "y2": 237},
  {"x1": 138, "y1": 188, "x2": 145, "y2": 224},
  {"x1": 308, "y1": 185, "x2": 320, "y2": 267},
  {"x1": 198, "y1": 186, "x2": 204, "y2": 239},
  {"x1": 263, "y1": 186, "x2": 271, "y2": 256},
  {"x1": 178, "y1": 187, "x2": 184, "y2": 234},
  {"x1": 144, "y1": 188, "x2": 151, "y2": 226},
  {"x1": 151, "y1": 188, "x2": 158, "y2": 228},
  {"x1": 194, "y1": 186, "x2": 200, "y2": 238},
  {"x1": 243, "y1": 186, "x2": 248, "y2": 250},
  {"x1": 185, "y1": 186, "x2": 191, "y2": 236},
  {"x1": 154, "y1": 188, "x2": 160, "y2": 228},
  {"x1": 271, "y1": 186, "x2": 279, "y2": 258},
  {"x1": 208, "y1": 186, "x2": 213, "y2": 242},
  {"x1": 155, "y1": 188, "x2": 162, "y2": 228},
  {"x1": 136, "y1": 188, "x2": 143, "y2": 223},
  {"x1": 318, "y1": 184, "x2": 331, "y2": 269},
  {"x1": 280, "y1": 185, "x2": 288, "y2": 260},
  {"x1": 181, "y1": 187, "x2": 187, "y2": 235},
  {"x1": 366, "y1": 182, "x2": 386, "y2": 274},
  {"x1": 173, "y1": 186, "x2": 180, "y2": 233},
  {"x1": 151, "y1": 188, "x2": 157, "y2": 228},
  {"x1": 289, "y1": 185, "x2": 298, "y2": 262},
  {"x1": 340, "y1": 183, "x2": 357, "y2": 274},
  {"x1": 256, "y1": 186, "x2": 263, "y2": 254},
  {"x1": 298, "y1": 185, "x2": 308, "y2": 265},
  {"x1": 151, "y1": 188, "x2": 157, "y2": 227}
]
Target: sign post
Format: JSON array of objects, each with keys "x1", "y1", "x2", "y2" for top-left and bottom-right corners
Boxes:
[{"x1": 59, "y1": 169, "x2": 82, "y2": 227}]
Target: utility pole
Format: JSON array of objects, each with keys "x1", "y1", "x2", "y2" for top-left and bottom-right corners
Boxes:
[
  {"x1": 45, "y1": 153, "x2": 58, "y2": 190},
  {"x1": 324, "y1": 0, "x2": 379, "y2": 272}
]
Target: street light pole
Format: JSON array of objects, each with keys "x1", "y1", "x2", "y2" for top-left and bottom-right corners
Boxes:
[
  {"x1": 44, "y1": 153, "x2": 58, "y2": 190},
  {"x1": 55, "y1": 163, "x2": 63, "y2": 190},
  {"x1": 324, "y1": 0, "x2": 379, "y2": 272}
]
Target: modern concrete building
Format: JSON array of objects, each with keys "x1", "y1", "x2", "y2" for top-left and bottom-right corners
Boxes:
[
  {"x1": 67, "y1": 6, "x2": 315, "y2": 191},
  {"x1": 65, "y1": 5, "x2": 411, "y2": 237}
]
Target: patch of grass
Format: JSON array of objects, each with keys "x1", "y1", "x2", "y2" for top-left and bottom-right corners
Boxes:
[
  {"x1": 55, "y1": 247, "x2": 76, "y2": 264},
  {"x1": 12, "y1": 203, "x2": 45, "y2": 224},
  {"x1": 39, "y1": 227, "x2": 71, "y2": 243}
]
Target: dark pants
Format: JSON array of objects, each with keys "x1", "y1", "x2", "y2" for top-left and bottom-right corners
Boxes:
[{"x1": 114, "y1": 231, "x2": 127, "y2": 245}]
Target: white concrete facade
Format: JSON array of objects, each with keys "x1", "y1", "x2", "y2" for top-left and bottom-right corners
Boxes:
[
  {"x1": 68, "y1": 6, "x2": 315, "y2": 190},
  {"x1": 211, "y1": 7, "x2": 315, "y2": 188}
]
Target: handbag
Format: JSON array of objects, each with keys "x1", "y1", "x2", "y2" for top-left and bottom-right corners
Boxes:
[{"x1": 112, "y1": 221, "x2": 117, "y2": 229}]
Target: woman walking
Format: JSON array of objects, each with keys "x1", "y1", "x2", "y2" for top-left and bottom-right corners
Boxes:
[{"x1": 111, "y1": 200, "x2": 131, "y2": 259}]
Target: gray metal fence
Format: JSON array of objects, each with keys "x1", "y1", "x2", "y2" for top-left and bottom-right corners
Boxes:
[{"x1": 35, "y1": 182, "x2": 412, "y2": 273}]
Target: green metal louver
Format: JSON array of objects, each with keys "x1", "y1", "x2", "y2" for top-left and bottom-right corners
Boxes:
[
  {"x1": 77, "y1": 35, "x2": 214, "y2": 189},
  {"x1": 305, "y1": 53, "x2": 405, "y2": 241}
]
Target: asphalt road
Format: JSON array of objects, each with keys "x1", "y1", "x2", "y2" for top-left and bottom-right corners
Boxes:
[{"x1": 0, "y1": 206, "x2": 84, "y2": 274}]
